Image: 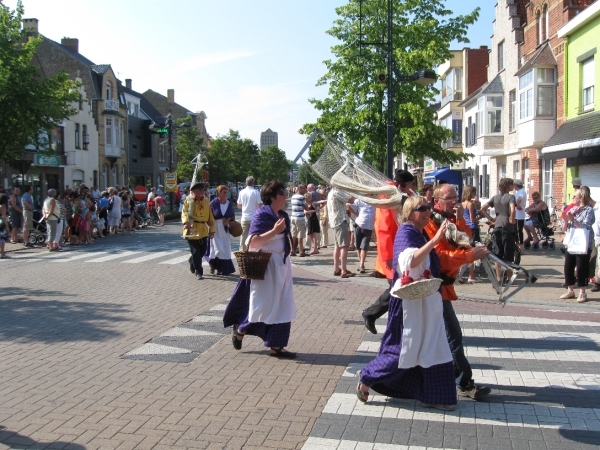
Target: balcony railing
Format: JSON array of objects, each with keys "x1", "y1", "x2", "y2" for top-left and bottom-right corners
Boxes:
[
  {"x1": 104, "y1": 99, "x2": 119, "y2": 111},
  {"x1": 104, "y1": 145, "x2": 121, "y2": 157}
]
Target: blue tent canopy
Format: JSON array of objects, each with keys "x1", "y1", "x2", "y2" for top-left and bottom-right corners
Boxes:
[{"x1": 423, "y1": 167, "x2": 463, "y2": 197}]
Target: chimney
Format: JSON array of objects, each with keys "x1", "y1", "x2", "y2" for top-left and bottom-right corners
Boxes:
[
  {"x1": 125, "y1": 79, "x2": 132, "y2": 89},
  {"x1": 167, "y1": 89, "x2": 174, "y2": 104},
  {"x1": 61, "y1": 38, "x2": 79, "y2": 54},
  {"x1": 23, "y1": 18, "x2": 39, "y2": 33}
]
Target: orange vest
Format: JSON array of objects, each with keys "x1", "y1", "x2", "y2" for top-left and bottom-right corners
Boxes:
[
  {"x1": 374, "y1": 208, "x2": 398, "y2": 280},
  {"x1": 424, "y1": 214, "x2": 474, "y2": 300}
]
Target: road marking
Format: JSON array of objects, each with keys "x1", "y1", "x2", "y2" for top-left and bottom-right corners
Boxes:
[
  {"x1": 159, "y1": 254, "x2": 192, "y2": 265},
  {"x1": 458, "y1": 313, "x2": 600, "y2": 327},
  {"x1": 465, "y1": 346, "x2": 600, "y2": 362},
  {"x1": 123, "y1": 343, "x2": 192, "y2": 356},
  {"x1": 322, "y1": 393, "x2": 600, "y2": 430},
  {"x1": 122, "y1": 250, "x2": 180, "y2": 263},
  {"x1": 303, "y1": 438, "x2": 459, "y2": 450},
  {"x1": 53, "y1": 252, "x2": 107, "y2": 262},
  {"x1": 85, "y1": 251, "x2": 138, "y2": 263}
]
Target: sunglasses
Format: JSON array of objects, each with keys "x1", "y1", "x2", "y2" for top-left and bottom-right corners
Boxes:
[{"x1": 412, "y1": 205, "x2": 432, "y2": 213}]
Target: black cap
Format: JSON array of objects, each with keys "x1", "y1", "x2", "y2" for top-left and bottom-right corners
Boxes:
[{"x1": 394, "y1": 169, "x2": 414, "y2": 184}]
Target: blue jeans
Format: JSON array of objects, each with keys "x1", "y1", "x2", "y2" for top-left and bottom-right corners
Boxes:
[{"x1": 442, "y1": 300, "x2": 472, "y2": 388}]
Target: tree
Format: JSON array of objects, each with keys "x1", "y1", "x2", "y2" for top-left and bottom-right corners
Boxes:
[
  {"x1": 205, "y1": 130, "x2": 259, "y2": 187},
  {"x1": 300, "y1": 0, "x2": 479, "y2": 171},
  {"x1": 173, "y1": 118, "x2": 207, "y2": 182},
  {"x1": 256, "y1": 145, "x2": 290, "y2": 184},
  {"x1": 0, "y1": 1, "x2": 79, "y2": 164}
]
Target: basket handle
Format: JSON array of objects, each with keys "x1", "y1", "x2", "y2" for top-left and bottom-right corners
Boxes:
[{"x1": 245, "y1": 234, "x2": 258, "y2": 253}]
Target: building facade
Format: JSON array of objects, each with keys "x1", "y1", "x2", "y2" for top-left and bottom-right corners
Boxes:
[{"x1": 260, "y1": 128, "x2": 278, "y2": 150}]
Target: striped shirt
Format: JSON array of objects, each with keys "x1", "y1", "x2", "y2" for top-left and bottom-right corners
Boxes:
[{"x1": 290, "y1": 194, "x2": 306, "y2": 221}]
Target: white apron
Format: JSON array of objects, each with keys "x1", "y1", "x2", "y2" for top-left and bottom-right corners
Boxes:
[
  {"x1": 396, "y1": 248, "x2": 453, "y2": 369},
  {"x1": 247, "y1": 233, "x2": 296, "y2": 324},
  {"x1": 209, "y1": 218, "x2": 232, "y2": 260}
]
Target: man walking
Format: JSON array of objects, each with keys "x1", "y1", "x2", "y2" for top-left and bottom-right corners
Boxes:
[
  {"x1": 237, "y1": 176, "x2": 262, "y2": 251},
  {"x1": 424, "y1": 184, "x2": 491, "y2": 400},
  {"x1": 182, "y1": 182, "x2": 215, "y2": 280},
  {"x1": 328, "y1": 187, "x2": 354, "y2": 278},
  {"x1": 290, "y1": 184, "x2": 309, "y2": 257},
  {"x1": 8, "y1": 186, "x2": 22, "y2": 244},
  {"x1": 21, "y1": 186, "x2": 34, "y2": 247}
]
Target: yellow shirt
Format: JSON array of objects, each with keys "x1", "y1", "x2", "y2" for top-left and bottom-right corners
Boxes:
[{"x1": 181, "y1": 196, "x2": 216, "y2": 239}]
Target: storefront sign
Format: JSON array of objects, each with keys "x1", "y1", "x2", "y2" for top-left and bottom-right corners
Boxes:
[
  {"x1": 164, "y1": 172, "x2": 178, "y2": 192},
  {"x1": 451, "y1": 110, "x2": 463, "y2": 145},
  {"x1": 424, "y1": 159, "x2": 435, "y2": 172},
  {"x1": 34, "y1": 154, "x2": 61, "y2": 166}
]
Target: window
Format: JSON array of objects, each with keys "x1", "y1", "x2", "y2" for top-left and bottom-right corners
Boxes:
[
  {"x1": 509, "y1": 90, "x2": 516, "y2": 131},
  {"x1": 543, "y1": 159, "x2": 553, "y2": 202},
  {"x1": 582, "y1": 58, "x2": 595, "y2": 111},
  {"x1": 75, "y1": 123, "x2": 80, "y2": 149},
  {"x1": 441, "y1": 68, "x2": 462, "y2": 105},
  {"x1": 106, "y1": 118, "x2": 112, "y2": 145},
  {"x1": 487, "y1": 96, "x2": 503, "y2": 133},
  {"x1": 513, "y1": 160, "x2": 520, "y2": 180},
  {"x1": 477, "y1": 98, "x2": 485, "y2": 136},
  {"x1": 159, "y1": 140, "x2": 166, "y2": 162},
  {"x1": 112, "y1": 165, "x2": 117, "y2": 186},
  {"x1": 121, "y1": 165, "x2": 126, "y2": 187},
  {"x1": 103, "y1": 164, "x2": 108, "y2": 189},
  {"x1": 543, "y1": 6, "x2": 549, "y2": 42},
  {"x1": 120, "y1": 121, "x2": 124, "y2": 147},
  {"x1": 439, "y1": 114, "x2": 452, "y2": 148},
  {"x1": 105, "y1": 81, "x2": 112, "y2": 100},
  {"x1": 78, "y1": 94, "x2": 83, "y2": 110},
  {"x1": 537, "y1": 68, "x2": 555, "y2": 116},
  {"x1": 537, "y1": 11, "x2": 542, "y2": 45},
  {"x1": 115, "y1": 120, "x2": 120, "y2": 148},
  {"x1": 498, "y1": 40, "x2": 505, "y2": 72},
  {"x1": 499, "y1": 163, "x2": 507, "y2": 180},
  {"x1": 519, "y1": 70, "x2": 534, "y2": 119},
  {"x1": 82, "y1": 125, "x2": 88, "y2": 150}
]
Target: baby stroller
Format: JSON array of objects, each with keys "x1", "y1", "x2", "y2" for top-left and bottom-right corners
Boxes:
[
  {"x1": 524, "y1": 208, "x2": 555, "y2": 250},
  {"x1": 27, "y1": 210, "x2": 48, "y2": 245},
  {"x1": 134, "y1": 202, "x2": 152, "y2": 228}
]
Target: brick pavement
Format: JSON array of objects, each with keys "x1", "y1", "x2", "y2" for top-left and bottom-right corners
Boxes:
[{"x1": 1, "y1": 224, "x2": 600, "y2": 449}]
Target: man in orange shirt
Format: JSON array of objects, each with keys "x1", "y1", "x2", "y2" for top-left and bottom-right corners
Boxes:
[
  {"x1": 424, "y1": 184, "x2": 491, "y2": 399},
  {"x1": 362, "y1": 170, "x2": 414, "y2": 334}
]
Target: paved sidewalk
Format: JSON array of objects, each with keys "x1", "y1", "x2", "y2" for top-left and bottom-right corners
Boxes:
[{"x1": 2, "y1": 225, "x2": 600, "y2": 449}]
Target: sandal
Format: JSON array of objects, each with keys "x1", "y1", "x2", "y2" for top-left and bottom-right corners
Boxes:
[
  {"x1": 356, "y1": 370, "x2": 369, "y2": 403},
  {"x1": 269, "y1": 347, "x2": 297, "y2": 359},
  {"x1": 232, "y1": 326, "x2": 244, "y2": 351}
]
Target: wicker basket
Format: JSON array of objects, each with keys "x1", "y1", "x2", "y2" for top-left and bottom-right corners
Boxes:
[
  {"x1": 234, "y1": 235, "x2": 272, "y2": 280},
  {"x1": 390, "y1": 277, "x2": 443, "y2": 301}
]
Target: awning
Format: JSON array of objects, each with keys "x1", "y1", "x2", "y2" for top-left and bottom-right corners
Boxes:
[{"x1": 423, "y1": 167, "x2": 463, "y2": 186}]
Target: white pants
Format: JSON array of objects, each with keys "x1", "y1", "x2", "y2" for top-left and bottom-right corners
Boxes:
[{"x1": 53, "y1": 220, "x2": 64, "y2": 244}]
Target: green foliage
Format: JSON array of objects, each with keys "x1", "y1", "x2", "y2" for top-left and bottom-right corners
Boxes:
[
  {"x1": 256, "y1": 145, "x2": 290, "y2": 185},
  {"x1": 297, "y1": 164, "x2": 324, "y2": 186},
  {"x1": 300, "y1": 0, "x2": 479, "y2": 171},
  {"x1": 205, "y1": 130, "x2": 260, "y2": 186},
  {"x1": 173, "y1": 118, "x2": 207, "y2": 182},
  {"x1": 0, "y1": 1, "x2": 79, "y2": 164}
]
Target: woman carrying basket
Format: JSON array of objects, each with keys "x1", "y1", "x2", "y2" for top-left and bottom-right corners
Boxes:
[
  {"x1": 356, "y1": 196, "x2": 457, "y2": 410},
  {"x1": 223, "y1": 180, "x2": 297, "y2": 359}
]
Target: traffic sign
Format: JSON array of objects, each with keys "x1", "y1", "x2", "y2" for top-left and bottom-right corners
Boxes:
[
  {"x1": 133, "y1": 185, "x2": 148, "y2": 201},
  {"x1": 165, "y1": 172, "x2": 178, "y2": 192}
]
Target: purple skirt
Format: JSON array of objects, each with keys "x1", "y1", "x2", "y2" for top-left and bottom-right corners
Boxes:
[
  {"x1": 223, "y1": 279, "x2": 291, "y2": 348},
  {"x1": 360, "y1": 296, "x2": 456, "y2": 405}
]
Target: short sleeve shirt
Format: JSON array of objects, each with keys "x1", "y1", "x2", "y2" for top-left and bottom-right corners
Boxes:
[
  {"x1": 21, "y1": 192, "x2": 33, "y2": 210},
  {"x1": 515, "y1": 188, "x2": 527, "y2": 221},
  {"x1": 290, "y1": 194, "x2": 306, "y2": 221},
  {"x1": 489, "y1": 193, "x2": 516, "y2": 232},
  {"x1": 238, "y1": 186, "x2": 262, "y2": 222}
]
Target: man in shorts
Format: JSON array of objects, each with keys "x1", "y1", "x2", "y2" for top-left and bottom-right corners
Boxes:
[
  {"x1": 21, "y1": 185, "x2": 35, "y2": 247},
  {"x1": 328, "y1": 187, "x2": 354, "y2": 278},
  {"x1": 8, "y1": 186, "x2": 22, "y2": 244},
  {"x1": 347, "y1": 197, "x2": 375, "y2": 273},
  {"x1": 290, "y1": 184, "x2": 309, "y2": 257}
]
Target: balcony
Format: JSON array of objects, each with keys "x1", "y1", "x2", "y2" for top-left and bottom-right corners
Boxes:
[
  {"x1": 104, "y1": 145, "x2": 121, "y2": 158},
  {"x1": 104, "y1": 99, "x2": 119, "y2": 112},
  {"x1": 518, "y1": 118, "x2": 555, "y2": 148}
]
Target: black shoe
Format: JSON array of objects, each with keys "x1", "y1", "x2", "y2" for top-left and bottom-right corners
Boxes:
[
  {"x1": 196, "y1": 273, "x2": 203, "y2": 280},
  {"x1": 269, "y1": 347, "x2": 297, "y2": 359},
  {"x1": 362, "y1": 311, "x2": 377, "y2": 334},
  {"x1": 189, "y1": 263, "x2": 195, "y2": 274},
  {"x1": 232, "y1": 326, "x2": 243, "y2": 350},
  {"x1": 591, "y1": 283, "x2": 600, "y2": 293},
  {"x1": 457, "y1": 382, "x2": 491, "y2": 399}
]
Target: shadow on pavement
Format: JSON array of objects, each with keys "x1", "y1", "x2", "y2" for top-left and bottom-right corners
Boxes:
[
  {"x1": 489, "y1": 384, "x2": 600, "y2": 408},
  {"x1": 0, "y1": 287, "x2": 133, "y2": 343},
  {"x1": 463, "y1": 336, "x2": 600, "y2": 351},
  {"x1": 0, "y1": 425, "x2": 86, "y2": 449},
  {"x1": 559, "y1": 429, "x2": 600, "y2": 446}
]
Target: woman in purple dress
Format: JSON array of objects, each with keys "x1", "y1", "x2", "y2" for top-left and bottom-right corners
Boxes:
[
  {"x1": 357, "y1": 196, "x2": 457, "y2": 410},
  {"x1": 206, "y1": 185, "x2": 236, "y2": 275}
]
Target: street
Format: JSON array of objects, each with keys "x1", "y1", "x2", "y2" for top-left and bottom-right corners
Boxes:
[{"x1": 2, "y1": 223, "x2": 600, "y2": 449}]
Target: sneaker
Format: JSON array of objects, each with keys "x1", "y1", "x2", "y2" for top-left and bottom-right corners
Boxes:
[
  {"x1": 24, "y1": 242, "x2": 34, "y2": 248},
  {"x1": 467, "y1": 278, "x2": 481, "y2": 284},
  {"x1": 577, "y1": 292, "x2": 588, "y2": 303},
  {"x1": 457, "y1": 383, "x2": 491, "y2": 400},
  {"x1": 560, "y1": 291, "x2": 576, "y2": 299}
]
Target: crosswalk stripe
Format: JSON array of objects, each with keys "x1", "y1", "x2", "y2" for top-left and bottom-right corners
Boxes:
[
  {"x1": 464, "y1": 346, "x2": 600, "y2": 362},
  {"x1": 457, "y1": 313, "x2": 600, "y2": 327},
  {"x1": 322, "y1": 393, "x2": 600, "y2": 430},
  {"x1": 84, "y1": 251, "x2": 138, "y2": 263},
  {"x1": 54, "y1": 252, "x2": 108, "y2": 262},
  {"x1": 159, "y1": 254, "x2": 191, "y2": 265},
  {"x1": 122, "y1": 250, "x2": 180, "y2": 264},
  {"x1": 302, "y1": 438, "x2": 458, "y2": 450}
]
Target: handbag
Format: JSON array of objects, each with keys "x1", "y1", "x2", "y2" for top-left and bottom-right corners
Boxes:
[
  {"x1": 228, "y1": 219, "x2": 243, "y2": 237},
  {"x1": 566, "y1": 227, "x2": 590, "y2": 255}
]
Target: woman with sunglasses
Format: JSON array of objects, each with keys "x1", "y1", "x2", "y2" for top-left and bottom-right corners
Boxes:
[
  {"x1": 224, "y1": 179, "x2": 297, "y2": 359},
  {"x1": 356, "y1": 196, "x2": 457, "y2": 411}
]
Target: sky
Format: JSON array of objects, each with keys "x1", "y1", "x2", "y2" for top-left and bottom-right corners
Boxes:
[{"x1": 5, "y1": 0, "x2": 495, "y2": 161}]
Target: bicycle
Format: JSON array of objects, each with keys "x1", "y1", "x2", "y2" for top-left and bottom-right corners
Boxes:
[{"x1": 546, "y1": 196, "x2": 565, "y2": 231}]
